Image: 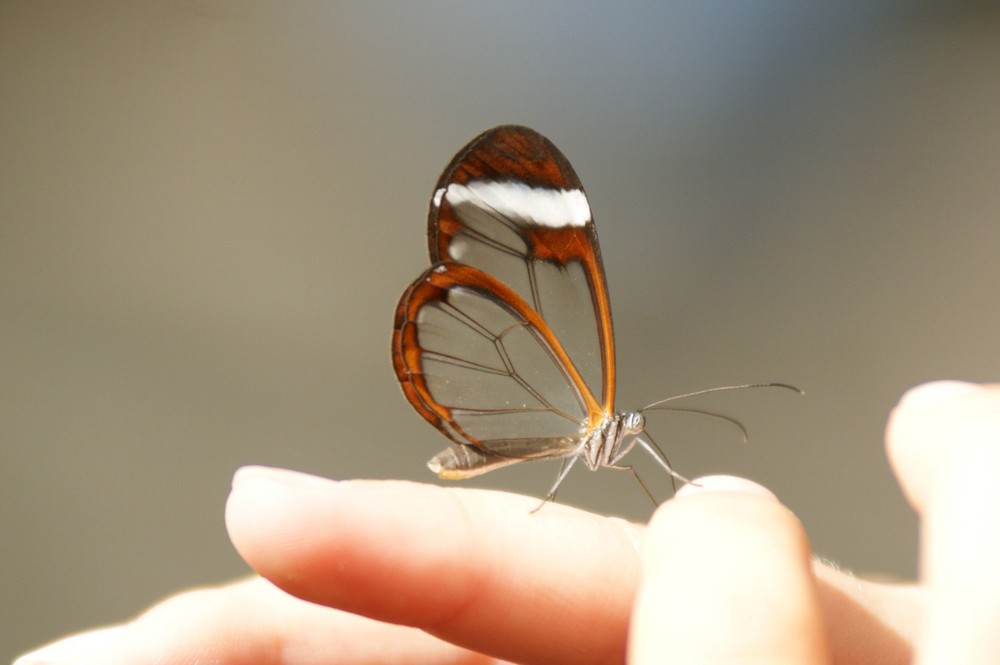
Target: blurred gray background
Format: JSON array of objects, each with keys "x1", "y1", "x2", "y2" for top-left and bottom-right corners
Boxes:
[{"x1": 3, "y1": 1, "x2": 1000, "y2": 660}]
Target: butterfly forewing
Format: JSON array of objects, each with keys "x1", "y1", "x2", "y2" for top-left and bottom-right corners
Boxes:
[
  {"x1": 393, "y1": 126, "x2": 617, "y2": 476},
  {"x1": 426, "y1": 126, "x2": 615, "y2": 408}
]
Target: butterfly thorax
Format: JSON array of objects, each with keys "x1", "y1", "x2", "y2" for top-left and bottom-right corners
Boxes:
[{"x1": 582, "y1": 410, "x2": 645, "y2": 471}]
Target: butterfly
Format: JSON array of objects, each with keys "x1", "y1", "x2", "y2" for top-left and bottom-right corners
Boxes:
[{"x1": 392, "y1": 125, "x2": 796, "y2": 504}]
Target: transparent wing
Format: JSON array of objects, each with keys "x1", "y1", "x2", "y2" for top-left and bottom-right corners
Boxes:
[
  {"x1": 426, "y1": 125, "x2": 616, "y2": 411},
  {"x1": 392, "y1": 262, "x2": 605, "y2": 470}
]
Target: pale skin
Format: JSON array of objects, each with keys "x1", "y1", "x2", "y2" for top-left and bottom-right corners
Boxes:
[{"x1": 15, "y1": 380, "x2": 1000, "y2": 664}]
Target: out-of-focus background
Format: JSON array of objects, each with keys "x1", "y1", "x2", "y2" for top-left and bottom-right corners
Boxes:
[{"x1": 3, "y1": 1, "x2": 999, "y2": 659}]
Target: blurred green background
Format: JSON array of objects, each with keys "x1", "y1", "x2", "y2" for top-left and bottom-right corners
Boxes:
[{"x1": 3, "y1": 2, "x2": 1000, "y2": 660}]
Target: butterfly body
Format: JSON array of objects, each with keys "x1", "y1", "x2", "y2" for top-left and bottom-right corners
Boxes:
[{"x1": 424, "y1": 408, "x2": 646, "y2": 481}]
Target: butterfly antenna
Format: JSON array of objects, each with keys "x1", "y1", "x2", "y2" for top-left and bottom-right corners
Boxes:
[
  {"x1": 640, "y1": 382, "x2": 803, "y2": 411},
  {"x1": 637, "y1": 382, "x2": 802, "y2": 463},
  {"x1": 642, "y1": 406, "x2": 751, "y2": 443}
]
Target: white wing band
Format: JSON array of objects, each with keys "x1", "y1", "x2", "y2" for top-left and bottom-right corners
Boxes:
[{"x1": 438, "y1": 181, "x2": 591, "y2": 229}]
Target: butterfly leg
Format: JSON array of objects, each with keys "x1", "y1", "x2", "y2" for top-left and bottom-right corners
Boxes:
[
  {"x1": 531, "y1": 454, "x2": 582, "y2": 513},
  {"x1": 604, "y1": 461, "x2": 660, "y2": 506},
  {"x1": 620, "y1": 434, "x2": 692, "y2": 494}
]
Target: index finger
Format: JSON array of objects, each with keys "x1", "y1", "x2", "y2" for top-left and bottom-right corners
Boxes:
[{"x1": 225, "y1": 467, "x2": 645, "y2": 665}]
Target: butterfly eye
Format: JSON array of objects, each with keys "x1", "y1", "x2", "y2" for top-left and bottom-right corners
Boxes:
[{"x1": 623, "y1": 412, "x2": 645, "y2": 435}]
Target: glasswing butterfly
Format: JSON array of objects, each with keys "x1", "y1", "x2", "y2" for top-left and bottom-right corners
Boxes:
[{"x1": 392, "y1": 125, "x2": 796, "y2": 505}]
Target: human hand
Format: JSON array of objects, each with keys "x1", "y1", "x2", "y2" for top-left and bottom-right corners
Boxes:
[
  {"x1": 16, "y1": 469, "x2": 647, "y2": 665},
  {"x1": 15, "y1": 381, "x2": 1000, "y2": 664},
  {"x1": 632, "y1": 379, "x2": 1000, "y2": 664}
]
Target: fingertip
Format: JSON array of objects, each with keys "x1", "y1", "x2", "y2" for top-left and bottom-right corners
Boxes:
[
  {"x1": 225, "y1": 466, "x2": 344, "y2": 578},
  {"x1": 229, "y1": 465, "x2": 338, "y2": 495},
  {"x1": 886, "y1": 381, "x2": 978, "y2": 460},
  {"x1": 647, "y1": 475, "x2": 803, "y2": 567},
  {"x1": 885, "y1": 380, "x2": 994, "y2": 456},
  {"x1": 893, "y1": 380, "x2": 980, "y2": 412},
  {"x1": 885, "y1": 381, "x2": 1000, "y2": 513},
  {"x1": 226, "y1": 466, "x2": 302, "y2": 540},
  {"x1": 651, "y1": 476, "x2": 787, "y2": 562},
  {"x1": 633, "y1": 477, "x2": 827, "y2": 664},
  {"x1": 674, "y1": 474, "x2": 777, "y2": 500}
]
